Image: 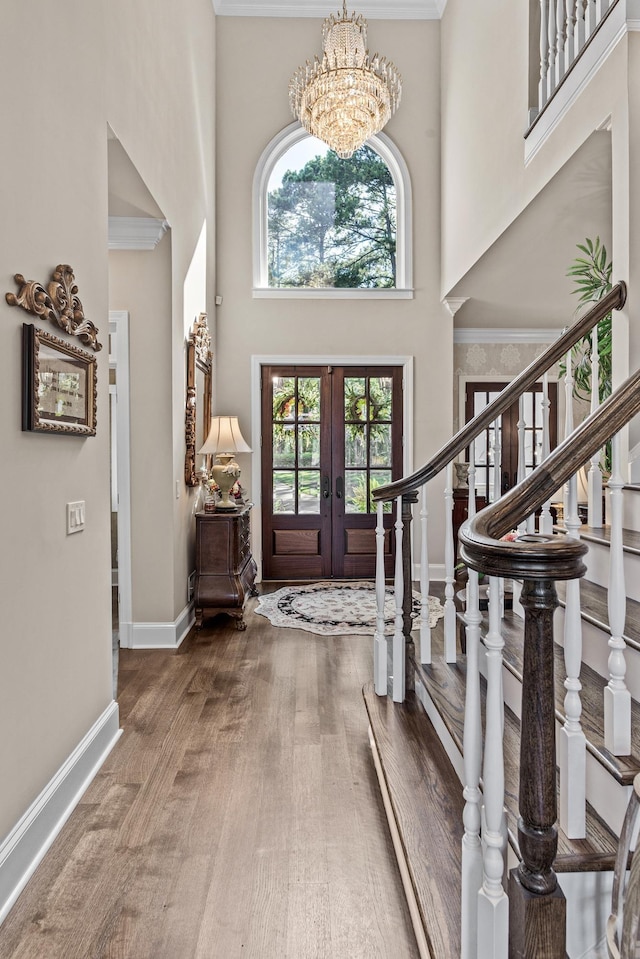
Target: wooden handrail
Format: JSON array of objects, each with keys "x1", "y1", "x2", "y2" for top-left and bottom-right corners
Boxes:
[
  {"x1": 459, "y1": 363, "x2": 640, "y2": 581},
  {"x1": 372, "y1": 282, "x2": 626, "y2": 503}
]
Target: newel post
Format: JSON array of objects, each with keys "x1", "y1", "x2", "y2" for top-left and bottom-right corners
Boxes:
[
  {"x1": 508, "y1": 578, "x2": 566, "y2": 959},
  {"x1": 402, "y1": 491, "x2": 419, "y2": 693}
]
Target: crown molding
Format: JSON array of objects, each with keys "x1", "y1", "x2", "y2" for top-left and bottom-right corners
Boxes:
[
  {"x1": 212, "y1": 0, "x2": 445, "y2": 18},
  {"x1": 454, "y1": 328, "x2": 562, "y2": 344},
  {"x1": 108, "y1": 217, "x2": 168, "y2": 251}
]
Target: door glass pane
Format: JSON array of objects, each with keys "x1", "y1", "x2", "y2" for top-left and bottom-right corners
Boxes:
[
  {"x1": 370, "y1": 377, "x2": 392, "y2": 421},
  {"x1": 345, "y1": 424, "x2": 367, "y2": 467},
  {"x1": 273, "y1": 423, "x2": 296, "y2": 467},
  {"x1": 273, "y1": 377, "x2": 296, "y2": 421},
  {"x1": 344, "y1": 378, "x2": 367, "y2": 421},
  {"x1": 370, "y1": 470, "x2": 392, "y2": 512},
  {"x1": 298, "y1": 377, "x2": 320, "y2": 420},
  {"x1": 370, "y1": 424, "x2": 391, "y2": 467},
  {"x1": 273, "y1": 470, "x2": 295, "y2": 513},
  {"x1": 298, "y1": 471, "x2": 320, "y2": 514},
  {"x1": 522, "y1": 392, "x2": 533, "y2": 424},
  {"x1": 345, "y1": 470, "x2": 368, "y2": 513},
  {"x1": 299, "y1": 424, "x2": 320, "y2": 467}
]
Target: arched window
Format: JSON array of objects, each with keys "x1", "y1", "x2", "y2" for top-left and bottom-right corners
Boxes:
[{"x1": 253, "y1": 123, "x2": 413, "y2": 298}]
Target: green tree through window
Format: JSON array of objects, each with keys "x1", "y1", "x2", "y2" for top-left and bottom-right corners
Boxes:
[{"x1": 268, "y1": 145, "x2": 397, "y2": 289}]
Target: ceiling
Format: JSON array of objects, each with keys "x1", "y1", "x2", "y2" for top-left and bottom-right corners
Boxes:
[{"x1": 212, "y1": 0, "x2": 446, "y2": 18}]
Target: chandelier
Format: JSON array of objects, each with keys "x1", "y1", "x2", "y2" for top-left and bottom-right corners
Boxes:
[{"x1": 289, "y1": 2, "x2": 402, "y2": 160}]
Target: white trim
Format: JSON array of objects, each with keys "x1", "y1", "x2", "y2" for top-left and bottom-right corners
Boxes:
[
  {"x1": 130, "y1": 603, "x2": 195, "y2": 649},
  {"x1": 367, "y1": 726, "x2": 431, "y2": 959},
  {"x1": 0, "y1": 701, "x2": 121, "y2": 925},
  {"x1": 250, "y1": 353, "x2": 414, "y2": 581},
  {"x1": 253, "y1": 287, "x2": 414, "y2": 299},
  {"x1": 454, "y1": 328, "x2": 562, "y2": 344},
  {"x1": 252, "y1": 122, "x2": 413, "y2": 295},
  {"x1": 412, "y1": 562, "x2": 446, "y2": 582},
  {"x1": 524, "y1": 1, "x2": 639, "y2": 164},
  {"x1": 108, "y1": 216, "x2": 168, "y2": 251},
  {"x1": 443, "y1": 297, "x2": 469, "y2": 317},
  {"x1": 214, "y1": 0, "x2": 443, "y2": 17},
  {"x1": 109, "y1": 312, "x2": 133, "y2": 650}
]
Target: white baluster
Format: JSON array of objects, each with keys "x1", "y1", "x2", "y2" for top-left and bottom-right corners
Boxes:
[
  {"x1": 585, "y1": 0, "x2": 597, "y2": 37},
  {"x1": 604, "y1": 433, "x2": 631, "y2": 755},
  {"x1": 392, "y1": 496, "x2": 405, "y2": 703},
  {"x1": 477, "y1": 575, "x2": 509, "y2": 957},
  {"x1": 574, "y1": 0, "x2": 586, "y2": 58},
  {"x1": 420, "y1": 485, "x2": 431, "y2": 665},
  {"x1": 444, "y1": 463, "x2": 457, "y2": 663},
  {"x1": 540, "y1": 373, "x2": 554, "y2": 535},
  {"x1": 547, "y1": 0, "x2": 558, "y2": 100},
  {"x1": 555, "y1": 0, "x2": 565, "y2": 85},
  {"x1": 491, "y1": 417, "x2": 501, "y2": 506},
  {"x1": 563, "y1": 346, "x2": 575, "y2": 524},
  {"x1": 596, "y1": 0, "x2": 610, "y2": 18},
  {"x1": 374, "y1": 500, "x2": 387, "y2": 695},
  {"x1": 588, "y1": 324, "x2": 603, "y2": 527},
  {"x1": 516, "y1": 397, "x2": 530, "y2": 535},
  {"x1": 461, "y1": 566, "x2": 483, "y2": 959},
  {"x1": 564, "y1": 0, "x2": 575, "y2": 73},
  {"x1": 539, "y1": 0, "x2": 550, "y2": 109}
]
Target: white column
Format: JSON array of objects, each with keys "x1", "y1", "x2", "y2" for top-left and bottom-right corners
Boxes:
[
  {"x1": 539, "y1": 0, "x2": 550, "y2": 109},
  {"x1": 588, "y1": 324, "x2": 603, "y2": 527},
  {"x1": 419, "y1": 484, "x2": 431, "y2": 665},
  {"x1": 392, "y1": 496, "x2": 405, "y2": 703},
  {"x1": 374, "y1": 500, "x2": 387, "y2": 696},
  {"x1": 444, "y1": 462, "x2": 457, "y2": 663},
  {"x1": 477, "y1": 575, "x2": 509, "y2": 958},
  {"x1": 564, "y1": 0, "x2": 575, "y2": 73},
  {"x1": 605, "y1": 433, "x2": 631, "y2": 754},
  {"x1": 574, "y1": 0, "x2": 586, "y2": 57},
  {"x1": 461, "y1": 567, "x2": 483, "y2": 959},
  {"x1": 539, "y1": 373, "x2": 554, "y2": 535},
  {"x1": 559, "y1": 347, "x2": 586, "y2": 838}
]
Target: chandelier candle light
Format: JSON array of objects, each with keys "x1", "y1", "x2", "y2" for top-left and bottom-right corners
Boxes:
[
  {"x1": 289, "y1": 1, "x2": 402, "y2": 160},
  {"x1": 198, "y1": 415, "x2": 252, "y2": 511}
]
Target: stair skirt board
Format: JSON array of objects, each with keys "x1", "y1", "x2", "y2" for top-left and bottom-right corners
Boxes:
[
  {"x1": 128, "y1": 602, "x2": 195, "y2": 649},
  {"x1": 0, "y1": 701, "x2": 121, "y2": 925},
  {"x1": 368, "y1": 725, "x2": 432, "y2": 959}
]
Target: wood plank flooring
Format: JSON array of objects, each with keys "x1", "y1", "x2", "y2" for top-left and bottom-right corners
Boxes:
[{"x1": 0, "y1": 591, "x2": 420, "y2": 959}]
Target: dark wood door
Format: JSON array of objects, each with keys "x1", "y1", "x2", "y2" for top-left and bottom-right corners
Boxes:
[
  {"x1": 261, "y1": 365, "x2": 403, "y2": 580},
  {"x1": 464, "y1": 380, "x2": 558, "y2": 501}
]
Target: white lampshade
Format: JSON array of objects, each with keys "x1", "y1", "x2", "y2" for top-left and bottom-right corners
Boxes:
[{"x1": 199, "y1": 415, "x2": 252, "y2": 456}]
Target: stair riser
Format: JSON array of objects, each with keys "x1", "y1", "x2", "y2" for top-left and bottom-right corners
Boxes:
[
  {"x1": 583, "y1": 539, "x2": 640, "y2": 602},
  {"x1": 554, "y1": 604, "x2": 640, "y2": 702},
  {"x1": 623, "y1": 488, "x2": 640, "y2": 531},
  {"x1": 493, "y1": 646, "x2": 631, "y2": 836}
]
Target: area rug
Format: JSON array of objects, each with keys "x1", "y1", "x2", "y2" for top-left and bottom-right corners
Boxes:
[{"x1": 255, "y1": 581, "x2": 444, "y2": 637}]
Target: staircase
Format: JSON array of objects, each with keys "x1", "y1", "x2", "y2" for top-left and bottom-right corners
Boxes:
[{"x1": 365, "y1": 283, "x2": 640, "y2": 958}]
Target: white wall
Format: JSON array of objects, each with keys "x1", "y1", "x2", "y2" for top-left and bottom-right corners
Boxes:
[
  {"x1": 0, "y1": 0, "x2": 215, "y2": 843},
  {"x1": 215, "y1": 17, "x2": 452, "y2": 563}
]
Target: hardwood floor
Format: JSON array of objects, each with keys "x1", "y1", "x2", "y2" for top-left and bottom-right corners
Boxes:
[{"x1": 0, "y1": 591, "x2": 420, "y2": 959}]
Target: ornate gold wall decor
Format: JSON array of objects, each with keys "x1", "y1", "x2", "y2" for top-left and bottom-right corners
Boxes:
[
  {"x1": 6, "y1": 264, "x2": 102, "y2": 352},
  {"x1": 185, "y1": 313, "x2": 213, "y2": 487}
]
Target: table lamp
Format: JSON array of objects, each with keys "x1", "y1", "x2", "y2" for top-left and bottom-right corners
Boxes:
[{"x1": 198, "y1": 415, "x2": 252, "y2": 511}]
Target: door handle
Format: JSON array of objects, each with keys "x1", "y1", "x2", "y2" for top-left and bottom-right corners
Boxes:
[
  {"x1": 502, "y1": 471, "x2": 510, "y2": 494},
  {"x1": 322, "y1": 475, "x2": 331, "y2": 499},
  {"x1": 336, "y1": 476, "x2": 343, "y2": 499}
]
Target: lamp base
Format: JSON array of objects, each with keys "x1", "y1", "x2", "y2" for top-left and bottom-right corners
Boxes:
[{"x1": 211, "y1": 455, "x2": 241, "y2": 511}]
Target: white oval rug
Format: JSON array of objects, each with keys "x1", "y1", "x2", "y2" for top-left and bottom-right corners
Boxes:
[{"x1": 254, "y1": 581, "x2": 444, "y2": 637}]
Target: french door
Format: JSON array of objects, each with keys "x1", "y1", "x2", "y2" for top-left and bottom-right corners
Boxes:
[
  {"x1": 464, "y1": 380, "x2": 558, "y2": 500},
  {"x1": 261, "y1": 365, "x2": 403, "y2": 580}
]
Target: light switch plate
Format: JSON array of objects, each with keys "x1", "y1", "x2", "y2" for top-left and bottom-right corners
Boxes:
[{"x1": 67, "y1": 501, "x2": 85, "y2": 534}]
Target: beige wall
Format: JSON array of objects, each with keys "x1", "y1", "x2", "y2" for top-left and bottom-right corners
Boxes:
[
  {"x1": 0, "y1": 0, "x2": 215, "y2": 842},
  {"x1": 215, "y1": 17, "x2": 452, "y2": 563}
]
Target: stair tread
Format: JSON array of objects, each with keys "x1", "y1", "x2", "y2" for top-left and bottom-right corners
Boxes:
[
  {"x1": 578, "y1": 524, "x2": 640, "y2": 554},
  {"x1": 413, "y1": 621, "x2": 619, "y2": 871},
  {"x1": 556, "y1": 577, "x2": 640, "y2": 652},
  {"x1": 500, "y1": 609, "x2": 640, "y2": 785},
  {"x1": 363, "y1": 681, "x2": 463, "y2": 959}
]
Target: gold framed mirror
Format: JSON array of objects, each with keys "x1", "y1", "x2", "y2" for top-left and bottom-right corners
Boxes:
[{"x1": 185, "y1": 313, "x2": 212, "y2": 487}]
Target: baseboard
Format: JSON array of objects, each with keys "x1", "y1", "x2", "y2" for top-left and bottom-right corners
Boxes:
[
  {"x1": 0, "y1": 700, "x2": 121, "y2": 925},
  {"x1": 412, "y1": 563, "x2": 446, "y2": 583},
  {"x1": 130, "y1": 603, "x2": 195, "y2": 649}
]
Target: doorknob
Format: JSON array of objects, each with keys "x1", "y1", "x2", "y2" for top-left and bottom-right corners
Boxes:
[
  {"x1": 322, "y1": 475, "x2": 331, "y2": 499},
  {"x1": 502, "y1": 471, "x2": 510, "y2": 494},
  {"x1": 336, "y1": 476, "x2": 344, "y2": 499}
]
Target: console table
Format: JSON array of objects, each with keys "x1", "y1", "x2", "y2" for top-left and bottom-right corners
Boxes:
[{"x1": 194, "y1": 504, "x2": 257, "y2": 630}]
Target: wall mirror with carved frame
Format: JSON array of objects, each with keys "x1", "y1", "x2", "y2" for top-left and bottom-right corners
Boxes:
[{"x1": 185, "y1": 313, "x2": 212, "y2": 487}]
